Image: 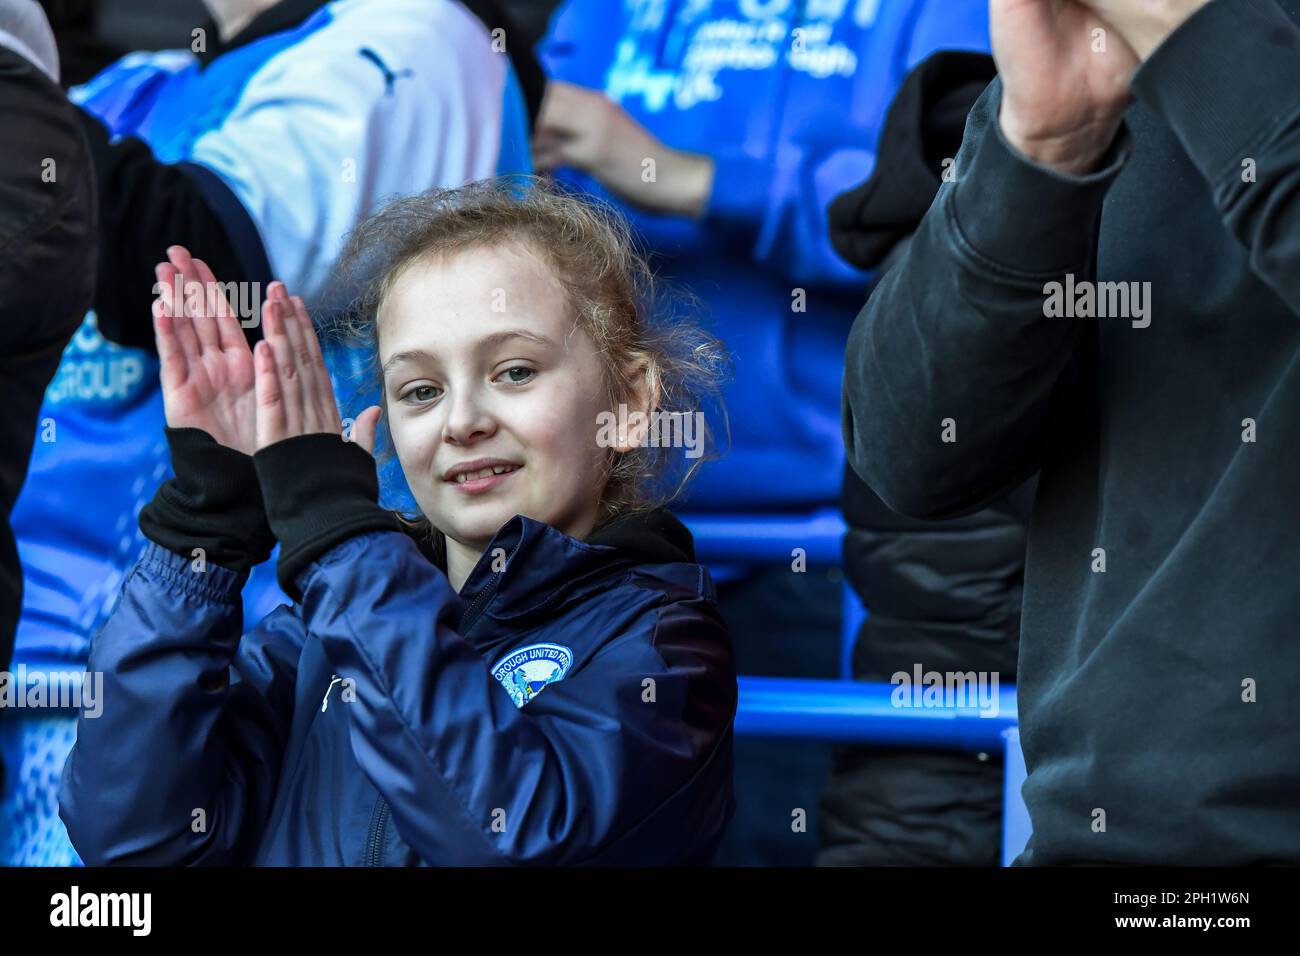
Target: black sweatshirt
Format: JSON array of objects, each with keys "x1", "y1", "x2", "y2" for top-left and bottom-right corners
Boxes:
[{"x1": 843, "y1": 0, "x2": 1300, "y2": 865}]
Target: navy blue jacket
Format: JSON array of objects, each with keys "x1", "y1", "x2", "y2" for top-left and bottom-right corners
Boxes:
[{"x1": 59, "y1": 492, "x2": 736, "y2": 865}]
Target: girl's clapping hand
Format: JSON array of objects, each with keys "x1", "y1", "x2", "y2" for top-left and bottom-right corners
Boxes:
[
  {"x1": 252, "y1": 285, "x2": 383, "y2": 455},
  {"x1": 153, "y1": 245, "x2": 265, "y2": 456}
]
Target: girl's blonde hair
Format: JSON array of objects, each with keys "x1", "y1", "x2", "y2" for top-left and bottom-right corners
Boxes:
[{"x1": 330, "y1": 176, "x2": 730, "y2": 543}]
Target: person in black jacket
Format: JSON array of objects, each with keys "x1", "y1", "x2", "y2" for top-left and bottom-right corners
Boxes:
[
  {"x1": 818, "y1": 51, "x2": 1032, "y2": 867},
  {"x1": 844, "y1": 0, "x2": 1300, "y2": 864},
  {"x1": 0, "y1": 0, "x2": 95, "y2": 793}
]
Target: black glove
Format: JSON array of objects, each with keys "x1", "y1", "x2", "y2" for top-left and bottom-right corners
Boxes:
[
  {"x1": 139, "y1": 427, "x2": 278, "y2": 573},
  {"x1": 253, "y1": 432, "x2": 402, "y2": 601}
]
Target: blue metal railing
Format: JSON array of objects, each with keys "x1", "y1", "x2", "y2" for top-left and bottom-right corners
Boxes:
[
  {"x1": 685, "y1": 508, "x2": 847, "y2": 565},
  {"x1": 736, "y1": 677, "x2": 1015, "y2": 748}
]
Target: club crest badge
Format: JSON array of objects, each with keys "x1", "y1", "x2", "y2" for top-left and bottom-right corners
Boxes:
[{"x1": 490, "y1": 642, "x2": 574, "y2": 708}]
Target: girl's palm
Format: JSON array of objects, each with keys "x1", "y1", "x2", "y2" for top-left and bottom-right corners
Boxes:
[{"x1": 153, "y1": 246, "x2": 268, "y2": 457}]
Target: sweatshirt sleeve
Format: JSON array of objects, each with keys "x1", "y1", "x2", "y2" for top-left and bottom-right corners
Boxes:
[
  {"x1": 292, "y1": 528, "x2": 733, "y2": 866},
  {"x1": 1129, "y1": 0, "x2": 1300, "y2": 315},
  {"x1": 841, "y1": 76, "x2": 1129, "y2": 519},
  {"x1": 74, "y1": 107, "x2": 271, "y2": 354},
  {"x1": 58, "y1": 542, "x2": 304, "y2": 866}
]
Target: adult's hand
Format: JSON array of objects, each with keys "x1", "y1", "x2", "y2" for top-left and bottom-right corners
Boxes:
[
  {"x1": 992, "y1": 0, "x2": 1140, "y2": 176},
  {"x1": 533, "y1": 80, "x2": 714, "y2": 218},
  {"x1": 1077, "y1": 0, "x2": 1212, "y2": 60}
]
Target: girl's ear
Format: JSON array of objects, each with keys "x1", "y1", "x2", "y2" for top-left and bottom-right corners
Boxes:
[{"x1": 612, "y1": 354, "x2": 658, "y2": 453}]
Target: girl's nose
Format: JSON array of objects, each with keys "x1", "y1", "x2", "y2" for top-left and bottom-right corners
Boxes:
[{"x1": 443, "y1": 387, "x2": 496, "y2": 445}]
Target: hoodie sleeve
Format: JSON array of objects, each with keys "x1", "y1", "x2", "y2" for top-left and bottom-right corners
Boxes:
[
  {"x1": 842, "y1": 76, "x2": 1129, "y2": 520},
  {"x1": 292, "y1": 528, "x2": 734, "y2": 866},
  {"x1": 1128, "y1": 0, "x2": 1300, "y2": 317},
  {"x1": 58, "y1": 542, "x2": 303, "y2": 866}
]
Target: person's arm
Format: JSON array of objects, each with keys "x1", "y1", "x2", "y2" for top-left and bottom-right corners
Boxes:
[
  {"x1": 1123, "y1": 0, "x2": 1300, "y2": 314},
  {"x1": 59, "y1": 261, "x2": 304, "y2": 865},
  {"x1": 58, "y1": 429, "x2": 300, "y2": 866},
  {"x1": 75, "y1": 109, "x2": 271, "y2": 353},
  {"x1": 844, "y1": 0, "x2": 1140, "y2": 519},
  {"x1": 186, "y1": 2, "x2": 508, "y2": 308},
  {"x1": 534, "y1": 0, "x2": 989, "y2": 289},
  {"x1": 843, "y1": 76, "x2": 1130, "y2": 520}
]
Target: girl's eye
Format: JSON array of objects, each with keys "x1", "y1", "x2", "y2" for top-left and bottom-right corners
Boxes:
[
  {"x1": 497, "y1": 366, "x2": 535, "y2": 385},
  {"x1": 401, "y1": 384, "x2": 441, "y2": 404}
]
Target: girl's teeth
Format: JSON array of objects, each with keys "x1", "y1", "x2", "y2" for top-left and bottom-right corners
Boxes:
[{"x1": 456, "y1": 465, "x2": 516, "y2": 482}]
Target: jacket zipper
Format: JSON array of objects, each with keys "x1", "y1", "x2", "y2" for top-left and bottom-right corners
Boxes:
[
  {"x1": 366, "y1": 796, "x2": 390, "y2": 866},
  {"x1": 362, "y1": 540, "x2": 521, "y2": 864},
  {"x1": 457, "y1": 540, "x2": 521, "y2": 634}
]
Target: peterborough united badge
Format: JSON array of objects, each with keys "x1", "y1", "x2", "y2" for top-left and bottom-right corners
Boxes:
[{"x1": 490, "y1": 643, "x2": 574, "y2": 709}]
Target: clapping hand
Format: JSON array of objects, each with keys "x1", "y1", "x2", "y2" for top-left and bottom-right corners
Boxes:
[
  {"x1": 152, "y1": 245, "x2": 383, "y2": 455},
  {"x1": 249, "y1": 285, "x2": 384, "y2": 455}
]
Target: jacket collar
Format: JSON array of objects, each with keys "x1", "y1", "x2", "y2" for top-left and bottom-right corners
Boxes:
[{"x1": 405, "y1": 509, "x2": 696, "y2": 635}]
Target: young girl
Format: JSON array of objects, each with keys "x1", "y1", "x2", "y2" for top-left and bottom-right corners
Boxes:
[{"x1": 58, "y1": 179, "x2": 737, "y2": 866}]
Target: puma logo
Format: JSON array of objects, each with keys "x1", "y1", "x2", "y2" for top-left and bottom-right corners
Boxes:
[{"x1": 359, "y1": 47, "x2": 414, "y2": 94}]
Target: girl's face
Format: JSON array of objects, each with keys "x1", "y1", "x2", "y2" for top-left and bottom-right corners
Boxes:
[{"x1": 377, "y1": 243, "x2": 616, "y2": 553}]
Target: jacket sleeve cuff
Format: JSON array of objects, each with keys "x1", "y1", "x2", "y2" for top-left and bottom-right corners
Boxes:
[
  {"x1": 1131, "y1": 0, "x2": 1300, "y2": 180},
  {"x1": 947, "y1": 80, "x2": 1131, "y2": 277},
  {"x1": 253, "y1": 432, "x2": 403, "y2": 602},
  {"x1": 136, "y1": 540, "x2": 248, "y2": 605},
  {"x1": 138, "y1": 427, "x2": 277, "y2": 573}
]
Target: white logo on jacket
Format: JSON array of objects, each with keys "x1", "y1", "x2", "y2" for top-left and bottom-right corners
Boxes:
[{"x1": 321, "y1": 674, "x2": 345, "y2": 712}]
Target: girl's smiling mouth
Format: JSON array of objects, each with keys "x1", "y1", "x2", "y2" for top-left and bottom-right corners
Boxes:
[{"x1": 444, "y1": 459, "x2": 522, "y2": 494}]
